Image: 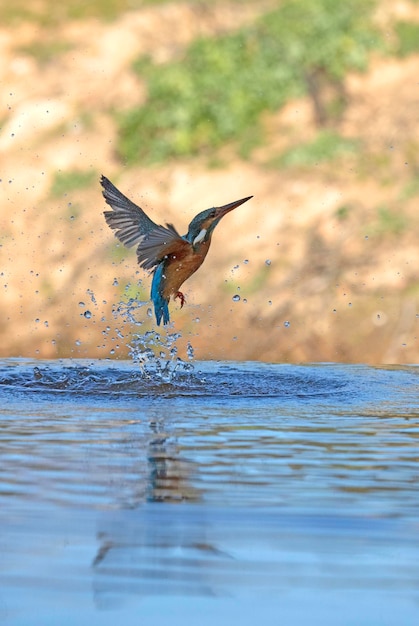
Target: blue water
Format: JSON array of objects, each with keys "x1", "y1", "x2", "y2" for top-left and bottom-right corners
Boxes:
[{"x1": 1, "y1": 358, "x2": 419, "y2": 625}]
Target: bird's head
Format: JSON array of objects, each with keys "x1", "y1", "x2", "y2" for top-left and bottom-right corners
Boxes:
[{"x1": 186, "y1": 196, "x2": 252, "y2": 246}]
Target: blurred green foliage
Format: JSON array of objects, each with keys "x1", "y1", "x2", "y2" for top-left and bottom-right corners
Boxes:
[
  {"x1": 335, "y1": 204, "x2": 354, "y2": 221},
  {"x1": 0, "y1": 0, "x2": 174, "y2": 25},
  {"x1": 394, "y1": 21, "x2": 419, "y2": 57},
  {"x1": 272, "y1": 131, "x2": 359, "y2": 168},
  {"x1": 400, "y1": 176, "x2": 419, "y2": 201},
  {"x1": 50, "y1": 169, "x2": 97, "y2": 198},
  {"x1": 374, "y1": 205, "x2": 408, "y2": 236},
  {"x1": 119, "y1": 0, "x2": 382, "y2": 164},
  {"x1": 16, "y1": 40, "x2": 73, "y2": 64}
]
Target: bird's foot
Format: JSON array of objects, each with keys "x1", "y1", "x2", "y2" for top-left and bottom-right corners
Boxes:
[{"x1": 175, "y1": 291, "x2": 186, "y2": 308}]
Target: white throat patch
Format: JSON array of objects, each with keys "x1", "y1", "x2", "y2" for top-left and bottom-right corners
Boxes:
[{"x1": 193, "y1": 228, "x2": 207, "y2": 245}]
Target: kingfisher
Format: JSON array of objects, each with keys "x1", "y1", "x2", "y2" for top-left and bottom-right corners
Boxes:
[{"x1": 101, "y1": 175, "x2": 252, "y2": 325}]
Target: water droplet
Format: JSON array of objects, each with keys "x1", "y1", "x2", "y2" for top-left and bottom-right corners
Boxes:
[
  {"x1": 243, "y1": 259, "x2": 249, "y2": 264},
  {"x1": 265, "y1": 259, "x2": 271, "y2": 266},
  {"x1": 84, "y1": 310, "x2": 92, "y2": 319},
  {"x1": 79, "y1": 301, "x2": 85, "y2": 307},
  {"x1": 35, "y1": 318, "x2": 40, "y2": 323},
  {"x1": 87, "y1": 288, "x2": 97, "y2": 305},
  {"x1": 44, "y1": 321, "x2": 49, "y2": 327},
  {"x1": 232, "y1": 294, "x2": 240, "y2": 302},
  {"x1": 113, "y1": 278, "x2": 119, "y2": 286},
  {"x1": 284, "y1": 320, "x2": 290, "y2": 328},
  {"x1": 268, "y1": 300, "x2": 272, "y2": 306},
  {"x1": 147, "y1": 308, "x2": 153, "y2": 318},
  {"x1": 243, "y1": 298, "x2": 247, "y2": 304},
  {"x1": 75, "y1": 339, "x2": 81, "y2": 346},
  {"x1": 365, "y1": 235, "x2": 369, "y2": 240},
  {"x1": 194, "y1": 317, "x2": 200, "y2": 323}
]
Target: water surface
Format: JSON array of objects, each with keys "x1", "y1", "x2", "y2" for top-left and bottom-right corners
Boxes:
[{"x1": 1, "y1": 359, "x2": 419, "y2": 625}]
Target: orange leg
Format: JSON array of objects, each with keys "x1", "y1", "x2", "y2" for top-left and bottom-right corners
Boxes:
[{"x1": 175, "y1": 291, "x2": 186, "y2": 308}]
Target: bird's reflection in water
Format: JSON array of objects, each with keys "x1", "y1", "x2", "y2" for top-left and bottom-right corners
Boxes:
[
  {"x1": 147, "y1": 416, "x2": 200, "y2": 503},
  {"x1": 92, "y1": 410, "x2": 214, "y2": 607}
]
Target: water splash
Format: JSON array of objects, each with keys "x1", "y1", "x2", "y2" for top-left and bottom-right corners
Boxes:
[
  {"x1": 129, "y1": 330, "x2": 194, "y2": 383},
  {"x1": 112, "y1": 290, "x2": 195, "y2": 383}
]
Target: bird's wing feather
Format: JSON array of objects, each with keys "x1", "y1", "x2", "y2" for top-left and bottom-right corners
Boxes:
[
  {"x1": 101, "y1": 175, "x2": 158, "y2": 247},
  {"x1": 137, "y1": 223, "x2": 191, "y2": 270}
]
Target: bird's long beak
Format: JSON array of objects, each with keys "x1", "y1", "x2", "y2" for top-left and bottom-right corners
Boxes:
[{"x1": 215, "y1": 195, "x2": 253, "y2": 219}]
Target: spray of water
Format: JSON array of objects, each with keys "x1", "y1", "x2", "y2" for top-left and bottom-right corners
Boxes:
[{"x1": 112, "y1": 287, "x2": 195, "y2": 382}]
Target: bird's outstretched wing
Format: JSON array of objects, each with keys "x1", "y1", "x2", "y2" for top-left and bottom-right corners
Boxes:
[
  {"x1": 101, "y1": 175, "x2": 191, "y2": 270},
  {"x1": 101, "y1": 175, "x2": 158, "y2": 247}
]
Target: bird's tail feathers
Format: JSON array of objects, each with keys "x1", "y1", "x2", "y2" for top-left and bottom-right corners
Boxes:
[
  {"x1": 151, "y1": 263, "x2": 170, "y2": 326},
  {"x1": 154, "y1": 299, "x2": 170, "y2": 326}
]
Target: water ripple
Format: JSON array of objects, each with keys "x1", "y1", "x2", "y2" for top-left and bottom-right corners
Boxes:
[{"x1": 0, "y1": 360, "x2": 418, "y2": 409}]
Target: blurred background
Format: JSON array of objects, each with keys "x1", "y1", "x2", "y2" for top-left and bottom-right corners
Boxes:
[{"x1": 1, "y1": 0, "x2": 418, "y2": 363}]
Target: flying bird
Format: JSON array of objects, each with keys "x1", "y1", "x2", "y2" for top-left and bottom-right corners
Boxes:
[{"x1": 101, "y1": 175, "x2": 252, "y2": 325}]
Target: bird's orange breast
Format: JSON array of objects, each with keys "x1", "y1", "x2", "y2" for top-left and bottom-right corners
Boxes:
[{"x1": 161, "y1": 242, "x2": 210, "y2": 299}]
